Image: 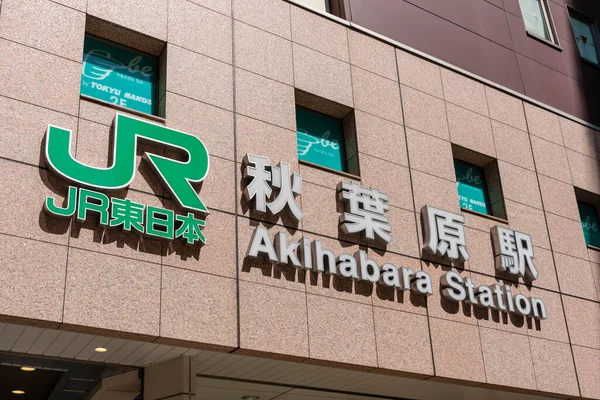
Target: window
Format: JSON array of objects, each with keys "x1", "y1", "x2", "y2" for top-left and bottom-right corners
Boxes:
[
  {"x1": 568, "y1": 8, "x2": 599, "y2": 65},
  {"x1": 296, "y1": 107, "x2": 347, "y2": 172},
  {"x1": 81, "y1": 36, "x2": 159, "y2": 115},
  {"x1": 453, "y1": 146, "x2": 506, "y2": 219},
  {"x1": 295, "y1": 90, "x2": 358, "y2": 175},
  {"x1": 578, "y1": 200, "x2": 600, "y2": 248},
  {"x1": 518, "y1": 0, "x2": 557, "y2": 43},
  {"x1": 455, "y1": 160, "x2": 491, "y2": 215}
]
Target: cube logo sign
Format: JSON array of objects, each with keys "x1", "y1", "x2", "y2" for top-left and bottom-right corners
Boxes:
[{"x1": 44, "y1": 113, "x2": 211, "y2": 245}]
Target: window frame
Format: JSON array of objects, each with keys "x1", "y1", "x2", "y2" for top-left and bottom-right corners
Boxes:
[
  {"x1": 566, "y1": 5, "x2": 600, "y2": 66},
  {"x1": 519, "y1": 0, "x2": 561, "y2": 47},
  {"x1": 81, "y1": 34, "x2": 161, "y2": 117}
]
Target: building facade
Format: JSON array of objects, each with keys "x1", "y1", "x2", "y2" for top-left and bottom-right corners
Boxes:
[{"x1": 0, "y1": 0, "x2": 599, "y2": 399}]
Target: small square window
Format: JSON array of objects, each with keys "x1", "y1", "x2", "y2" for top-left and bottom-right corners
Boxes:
[
  {"x1": 453, "y1": 146, "x2": 506, "y2": 219},
  {"x1": 295, "y1": 90, "x2": 358, "y2": 176},
  {"x1": 568, "y1": 8, "x2": 599, "y2": 65},
  {"x1": 296, "y1": 107, "x2": 347, "y2": 172},
  {"x1": 81, "y1": 36, "x2": 159, "y2": 115},
  {"x1": 518, "y1": 0, "x2": 558, "y2": 44},
  {"x1": 577, "y1": 201, "x2": 600, "y2": 248}
]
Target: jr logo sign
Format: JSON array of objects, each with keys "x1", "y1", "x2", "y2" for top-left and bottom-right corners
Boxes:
[{"x1": 44, "y1": 113, "x2": 211, "y2": 245}]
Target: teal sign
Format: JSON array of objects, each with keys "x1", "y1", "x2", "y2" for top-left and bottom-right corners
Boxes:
[
  {"x1": 454, "y1": 160, "x2": 490, "y2": 215},
  {"x1": 577, "y1": 201, "x2": 600, "y2": 248},
  {"x1": 44, "y1": 113, "x2": 211, "y2": 244},
  {"x1": 81, "y1": 37, "x2": 158, "y2": 115},
  {"x1": 296, "y1": 107, "x2": 346, "y2": 172}
]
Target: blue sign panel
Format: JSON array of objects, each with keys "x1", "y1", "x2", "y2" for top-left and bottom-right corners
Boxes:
[
  {"x1": 454, "y1": 159, "x2": 491, "y2": 215},
  {"x1": 296, "y1": 107, "x2": 347, "y2": 172},
  {"x1": 81, "y1": 37, "x2": 158, "y2": 115},
  {"x1": 578, "y1": 201, "x2": 600, "y2": 248}
]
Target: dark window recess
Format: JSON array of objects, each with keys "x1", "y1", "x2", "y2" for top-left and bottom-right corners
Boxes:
[
  {"x1": 575, "y1": 188, "x2": 600, "y2": 249},
  {"x1": 568, "y1": 7, "x2": 600, "y2": 65},
  {"x1": 295, "y1": 90, "x2": 359, "y2": 176},
  {"x1": 453, "y1": 146, "x2": 506, "y2": 219}
]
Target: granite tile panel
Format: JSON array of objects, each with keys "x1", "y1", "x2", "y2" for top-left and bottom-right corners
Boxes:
[
  {"x1": 0, "y1": 160, "x2": 71, "y2": 245},
  {"x1": 537, "y1": 175, "x2": 579, "y2": 221},
  {"x1": 554, "y1": 252, "x2": 598, "y2": 301},
  {"x1": 290, "y1": 5, "x2": 348, "y2": 62},
  {"x1": 188, "y1": 0, "x2": 231, "y2": 15},
  {"x1": 355, "y1": 110, "x2": 407, "y2": 166},
  {"x1": 0, "y1": 0, "x2": 85, "y2": 62},
  {"x1": 411, "y1": 170, "x2": 460, "y2": 214},
  {"x1": 165, "y1": 93, "x2": 234, "y2": 161},
  {"x1": 429, "y1": 317, "x2": 486, "y2": 383},
  {"x1": 306, "y1": 294, "x2": 377, "y2": 367},
  {"x1": 505, "y1": 200, "x2": 550, "y2": 250},
  {"x1": 348, "y1": 30, "x2": 397, "y2": 81},
  {"x1": 567, "y1": 149, "x2": 600, "y2": 196},
  {"x1": 402, "y1": 86, "x2": 449, "y2": 140},
  {"x1": 396, "y1": 49, "x2": 443, "y2": 98},
  {"x1": 87, "y1": 0, "x2": 168, "y2": 40},
  {"x1": 498, "y1": 161, "x2": 542, "y2": 210},
  {"x1": 447, "y1": 103, "x2": 495, "y2": 158},
  {"x1": 373, "y1": 307, "x2": 434, "y2": 375},
  {"x1": 359, "y1": 154, "x2": 413, "y2": 212},
  {"x1": 0, "y1": 96, "x2": 78, "y2": 167},
  {"x1": 235, "y1": 21, "x2": 293, "y2": 85},
  {"x1": 491, "y1": 120, "x2": 535, "y2": 171},
  {"x1": 562, "y1": 295, "x2": 600, "y2": 350},
  {"x1": 530, "y1": 135, "x2": 572, "y2": 184},
  {"x1": 234, "y1": 0, "x2": 291, "y2": 39},
  {"x1": 545, "y1": 212, "x2": 588, "y2": 260},
  {"x1": 160, "y1": 266, "x2": 237, "y2": 348},
  {"x1": 524, "y1": 103, "x2": 563, "y2": 146},
  {"x1": 235, "y1": 68, "x2": 296, "y2": 131},
  {"x1": 560, "y1": 117, "x2": 600, "y2": 159},
  {"x1": 352, "y1": 66, "x2": 403, "y2": 125},
  {"x1": 406, "y1": 128, "x2": 455, "y2": 182},
  {"x1": 441, "y1": 68, "x2": 488, "y2": 116},
  {"x1": 167, "y1": 44, "x2": 233, "y2": 111},
  {"x1": 293, "y1": 43, "x2": 353, "y2": 107},
  {"x1": 479, "y1": 327, "x2": 536, "y2": 390},
  {"x1": 168, "y1": 0, "x2": 232, "y2": 64},
  {"x1": 63, "y1": 248, "x2": 161, "y2": 336},
  {"x1": 485, "y1": 86, "x2": 527, "y2": 132},
  {"x1": 572, "y1": 345, "x2": 600, "y2": 399},
  {"x1": 0, "y1": 234, "x2": 67, "y2": 324},
  {"x1": 240, "y1": 281, "x2": 309, "y2": 357},
  {"x1": 236, "y1": 115, "x2": 298, "y2": 164},
  {"x1": 0, "y1": 39, "x2": 80, "y2": 116}
]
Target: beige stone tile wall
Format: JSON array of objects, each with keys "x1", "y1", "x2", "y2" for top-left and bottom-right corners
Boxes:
[{"x1": 0, "y1": 0, "x2": 599, "y2": 398}]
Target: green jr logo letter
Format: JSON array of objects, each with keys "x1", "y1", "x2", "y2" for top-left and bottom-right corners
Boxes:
[{"x1": 45, "y1": 113, "x2": 210, "y2": 213}]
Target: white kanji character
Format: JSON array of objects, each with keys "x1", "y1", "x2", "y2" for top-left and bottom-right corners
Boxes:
[
  {"x1": 422, "y1": 205, "x2": 469, "y2": 262},
  {"x1": 243, "y1": 154, "x2": 273, "y2": 214},
  {"x1": 337, "y1": 182, "x2": 392, "y2": 244},
  {"x1": 491, "y1": 226, "x2": 538, "y2": 281},
  {"x1": 268, "y1": 161, "x2": 304, "y2": 221}
]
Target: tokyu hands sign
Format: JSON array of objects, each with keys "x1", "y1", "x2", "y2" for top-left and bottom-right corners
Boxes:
[
  {"x1": 243, "y1": 156, "x2": 547, "y2": 320},
  {"x1": 43, "y1": 113, "x2": 210, "y2": 245}
]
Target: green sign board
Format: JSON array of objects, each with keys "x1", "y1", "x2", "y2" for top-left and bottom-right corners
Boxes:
[
  {"x1": 577, "y1": 201, "x2": 600, "y2": 248},
  {"x1": 44, "y1": 113, "x2": 211, "y2": 244},
  {"x1": 296, "y1": 107, "x2": 346, "y2": 172},
  {"x1": 81, "y1": 37, "x2": 158, "y2": 115},
  {"x1": 454, "y1": 160, "x2": 490, "y2": 215}
]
